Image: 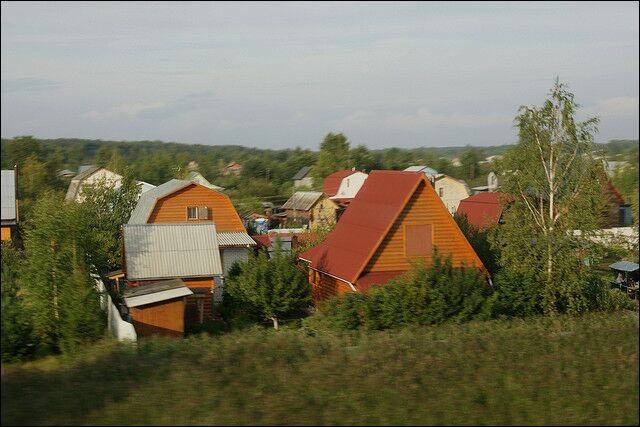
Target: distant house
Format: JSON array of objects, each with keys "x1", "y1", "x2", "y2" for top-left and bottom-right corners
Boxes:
[
  {"x1": 251, "y1": 231, "x2": 318, "y2": 256},
  {"x1": 293, "y1": 166, "x2": 314, "y2": 188},
  {"x1": 433, "y1": 174, "x2": 472, "y2": 214},
  {"x1": 471, "y1": 171, "x2": 499, "y2": 194},
  {"x1": 128, "y1": 179, "x2": 255, "y2": 282},
  {"x1": 65, "y1": 166, "x2": 123, "y2": 202},
  {"x1": 600, "y1": 178, "x2": 633, "y2": 228},
  {"x1": 1, "y1": 169, "x2": 18, "y2": 241},
  {"x1": 457, "y1": 192, "x2": 509, "y2": 229},
  {"x1": 403, "y1": 165, "x2": 439, "y2": 183},
  {"x1": 186, "y1": 171, "x2": 224, "y2": 191},
  {"x1": 299, "y1": 171, "x2": 485, "y2": 303},
  {"x1": 309, "y1": 170, "x2": 368, "y2": 229},
  {"x1": 136, "y1": 180, "x2": 157, "y2": 195},
  {"x1": 281, "y1": 191, "x2": 324, "y2": 226},
  {"x1": 223, "y1": 161, "x2": 242, "y2": 176},
  {"x1": 123, "y1": 223, "x2": 223, "y2": 336},
  {"x1": 56, "y1": 169, "x2": 76, "y2": 178}
]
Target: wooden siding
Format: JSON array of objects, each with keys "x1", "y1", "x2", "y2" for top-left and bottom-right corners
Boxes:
[
  {"x1": 310, "y1": 197, "x2": 339, "y2": 229},
  {"x1": 130, "y1": 297, "x2": 186, "y2": 337},
  {"x1": 147, "y1": 184, "x2": 245, "y2": 232},
  {"x1": 309, "y1": 268, "x2": 353, "y2": 303},
  {"x1": 1, "y1": 226, "x2": 11, "y2": 241},
  {"x1": 364, "y1": 181, "x2": 484, "y2": 274}
]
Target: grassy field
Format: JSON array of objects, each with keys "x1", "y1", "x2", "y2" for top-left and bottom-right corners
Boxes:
[{"x1": 1, "y1": 312, "x2": 638, "y2": 426}]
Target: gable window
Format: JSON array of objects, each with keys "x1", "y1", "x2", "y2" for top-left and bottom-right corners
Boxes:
[
  {"x1": 187, "y1": 206, "x2": 209, "y2": 220},
  {"x1": 405, "y1": 224, "x2": 432, "y2": 257}
]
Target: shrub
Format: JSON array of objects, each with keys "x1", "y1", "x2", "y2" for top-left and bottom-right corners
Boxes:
[{"x1": 489, "y1": 269, "x2": 543, "y2": 318}]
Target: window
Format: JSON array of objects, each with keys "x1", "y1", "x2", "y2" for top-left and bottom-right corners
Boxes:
[
  {"x1": 438, "y1": 187, "x2": 444, "y2": 197},
  {"x1": 405, "y1": 224, "x2": 432, "y2": 257},
  {"x1": 187, "y1": 206, "x2": 209, "y2": 220}
]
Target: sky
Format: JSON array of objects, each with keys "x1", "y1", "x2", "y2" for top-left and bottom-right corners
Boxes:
[{"x1": 1, "y1": 1, "x2": 638, "y2": 150}]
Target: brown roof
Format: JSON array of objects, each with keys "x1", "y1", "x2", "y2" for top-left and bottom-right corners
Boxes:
[
  {"x1": 321, "y1": 170, "x2": 357, "y2": 197},
  {"x1": 299, "y1": 170, "x2": 424, "y2": 284}
]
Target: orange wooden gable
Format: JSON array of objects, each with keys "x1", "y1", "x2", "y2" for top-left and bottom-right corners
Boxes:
[
  {"x1": 361, "y1": 179, "x2": 485, "y2": 280},
  {"x1": 301, "y1": 171, "x2": 485, "y2": 293},
  {"x1": 147, "y1": 183, "x2": 246, "y2": 233}
]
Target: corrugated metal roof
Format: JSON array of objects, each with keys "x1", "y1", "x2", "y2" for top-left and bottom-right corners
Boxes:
[
  {"x1": 217, "y1": 232, "x2": 257, "y2": 247},
  {"x1": 292, "y1": 166, "x2": 312, "y2": 180},
  {"x1": 299, "y1": 171, "x2": 425, "y2": 284},
  {"x1": 1, "y1": 170, "x2": 16, "y2": 222},
  {"x1": 281, "y1": 191, "x2": 324, "y2": 211},
  {"x1": 124, "y1": 223, "x2": 223, "y2": 281},
  {"x1": 322, "y1": 170, "x2": 356, "y2": 197},
  {"x1": 186, "y1": 171, "x2": 224, "y2": 191},
  {"x1": 609, "y1": 261, "x2": 639, "y2": 272},
  {"x1": 456, "y1": 192, "x2": 503, "y2": 229},
  {"x1": 125, "y1": 287, "x2": 193, "y2": 308},
  {"x1": 404, "y1": 165, "x2": 439, "y2": 177},
  {"x1": 128, "y1": 179, "x2": 190, "y2": 224}
]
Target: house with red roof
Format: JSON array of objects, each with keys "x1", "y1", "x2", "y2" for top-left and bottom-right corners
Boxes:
[
  {"x1": 309, "y1": 170, "x2": 368, "y2": 229},
  {"x1": 456, "y1": 192, "x2": 507, "y2": 230},
  {"x1": 299, "y1": 170, "x2": 485, "y2": 303}
]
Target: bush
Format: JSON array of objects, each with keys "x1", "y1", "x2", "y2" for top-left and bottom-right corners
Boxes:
[
  {"x1": 319, "y1": 251, "x2": 493, "y2": 331},
  {"x1": 489, "y1": 269, "x2": 543, "y2": 318}
]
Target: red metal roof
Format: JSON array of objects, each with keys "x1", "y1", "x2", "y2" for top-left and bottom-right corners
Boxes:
[
  {"x1": 456, "y1": 192, "x2": 504, "y2": 229},
  {"x1": 355, "y1": 271, "x2": 406, "y2": 293},
  {"x1": 252, "y1": 232, "x2": 318, "y2": 248},
  {"x1": 299, "y1": 170, "x2": 424, "y2": 284},
  {"x1": 321, "y1": 170, "x2": 357, "y2": 197}
]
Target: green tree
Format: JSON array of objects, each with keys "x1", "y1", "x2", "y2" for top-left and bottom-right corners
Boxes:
[
  {"x1": 492, "y1": 79, "x2": 603, "y2": 314},
  {"x1": 1, "y1": 242, "x2": 36, "y2": 361},
  {"x1": 225, "y1": 247, "x2": 310, "y2": 329},
  {"x1": 313, "y1": 133, "x2": 350, "y2": 180},
  {"x1": 459, "y1": 146, "x2": 484, "y2": 180},
  {"x1": 349, "y1": 145, "x2": 379, "y2": 171}
]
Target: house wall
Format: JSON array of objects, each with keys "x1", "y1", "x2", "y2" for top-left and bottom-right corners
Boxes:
[
  {"x1": 285, "y1": 208, "x2": 312, "y2": 226},
  {"x1": 147, "y1": 184, "x2": 245, "y2": 232},
  {"x1": 310, "y1": 197, "x2": 339, "y2": 229},
  {"x1": 434, "y1": 176, "x2": 471, "y2": 214},
  {"x1": 294, "y1": 176, "x2": 314, "y2": 188},
  {"x1": 1, "y1": 226, "x2": 11, "y2": 241},
  {"x1": 364, "y1": 181, "x2": 483, "y2": 274},
  {"x1": 221, "y1": 247, "x2": 249, "y2": 276},
  {"x1": 129, "y1": 297, "x2": 186, "y2": 337},
  {"x1": 309, "y1": 269, "x2": 353, "y2": 303}
]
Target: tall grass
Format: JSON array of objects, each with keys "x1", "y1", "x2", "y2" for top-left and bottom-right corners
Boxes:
[{"x1": 2, "y1": 312, "x2": 638, "y2": 426}]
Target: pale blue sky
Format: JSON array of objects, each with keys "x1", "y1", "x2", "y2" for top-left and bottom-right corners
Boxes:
[{"x1": 1, "y1": 1, "x2": 638, "y2": 149}]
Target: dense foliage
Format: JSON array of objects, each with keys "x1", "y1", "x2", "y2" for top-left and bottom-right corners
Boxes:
[
  {"x1": 224, "y1": 246, "x2": 310, "y2": 329},
  {"x1": 2, "y1": 313, "x2": 637, "y2": 425}
]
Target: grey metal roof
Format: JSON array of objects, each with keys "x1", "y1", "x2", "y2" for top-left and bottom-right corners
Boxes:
[
  {"x1": 217, "y1": 232, "x2": 257, "y2": 247},
  {"x1": 123, "y1": 223, "x2": 223, "y2": 281},
  {"x1": 292, "y1": 166, "x2": 312, "y2": 181},
  {"x1": 1, "y1": 170, "x2": 16, "y2": 222},
  {"x1": 124, "y1": 278, "x2": 187, "y2": 297},
  {"x1": 124, "y1": 279, "x2": 193, "y2": 307},
  {"x1": 404, "y1": 165, "x2": 439, "y2": 176},
  {"x1": 281, "y1": 191, "x2": 324, "y2": 211},
  {"x1": 128, "y1": 179, "x2": 190, "y2": 224},
  {"x1": 609, "y1": 261, "x2": 639, "y2": 272},
  {"x1": 186, "y1": 171, "x2": 224, "y2": 191},
  {"x1": 78, "y1": 164, "x2": 96, "y2": 173}
]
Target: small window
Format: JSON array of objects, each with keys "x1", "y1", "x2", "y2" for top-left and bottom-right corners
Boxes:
[
  {"x1": 198, "y1": 206, "x2": 209, "y2": 220},
  {"x1": 187, "y1": 206, "x2": 198, "y2": 220},
  {"x1": 438, "y1": 188, "x2": 444, "y2": 197},
  {"x1": 405, "y1": 224, "x2": 432, "y2": 257}
]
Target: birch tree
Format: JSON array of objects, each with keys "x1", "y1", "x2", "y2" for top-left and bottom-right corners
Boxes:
[{"x1": 493, "y1": 79, "x2": 603, "y2": 314}]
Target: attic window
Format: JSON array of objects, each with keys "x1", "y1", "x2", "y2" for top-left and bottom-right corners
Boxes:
[
  {"x1": 405, "y1": 224, "x2": 432, "y2": 257},
  {"x1": 187, "y1": 206, "x2": 209, "y2": 220}
]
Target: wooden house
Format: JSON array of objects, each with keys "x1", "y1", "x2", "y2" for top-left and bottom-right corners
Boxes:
[
  {"x1": 123, "y1": 223, "x2": 224, "y2": 332},
  {"x1": 299, "y1": 170, "x2": 485, "y2": 303},
  {"x1": 281, "y1": 191, "x2": 324, "y2": 226},
  {"x1": 123, "y1": 279, "x2": 194, "y2": 337},
  {"x1": 1, "y1": 169, "x2": 18, "y2": 241},
  {"x1": 128, "y1": 179, "x2": 256, "y2": 283}
]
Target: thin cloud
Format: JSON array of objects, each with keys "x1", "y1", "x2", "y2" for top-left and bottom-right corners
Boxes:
[{"x1": 1, "y1": 78, "x2": 62, "y2": 93}]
